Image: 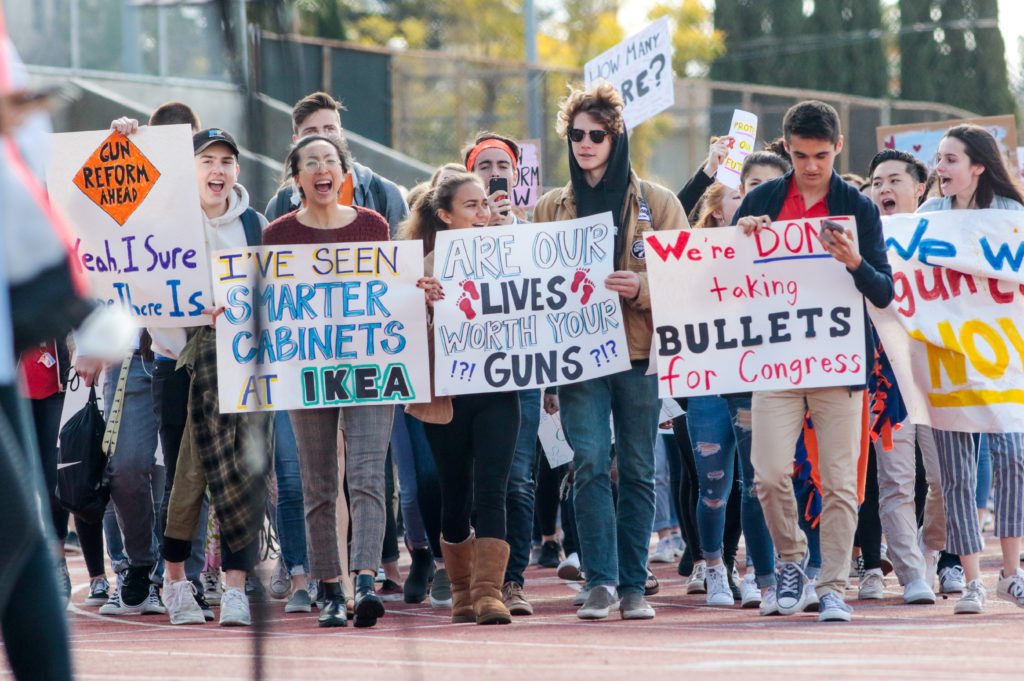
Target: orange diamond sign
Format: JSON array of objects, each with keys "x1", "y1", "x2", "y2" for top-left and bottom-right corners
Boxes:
[{"x1": 73, "y1": 131, "x2": 161, "y2": 226}]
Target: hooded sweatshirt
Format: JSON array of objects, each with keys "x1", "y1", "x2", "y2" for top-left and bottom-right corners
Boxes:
[
  {"x1": 149, "y1": 183, "x2": 266, "y2": 359},
  {"x1": 569, "y1": 126, "x2": 632, "y2": 260}
]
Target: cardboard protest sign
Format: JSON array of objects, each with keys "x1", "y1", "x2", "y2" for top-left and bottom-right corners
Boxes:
[
  {"x1": 584, "y1": 17, "x2": 673, "y2": 129},
  {"x1": 717, "y1": 110, "x2": 758, "y2": 189},
  {"x1": 46, "y1": 125, "x2": 210, "y2": 327},
  {"x1": 645, "y1": 219, "x2": 866, "y2": 398},
  {"x1": 431, "y1": 213, "x2": 630, "y2": 396},
  {"x1": 876, "y1": 115, "x2": 1018, "y2": 174},
  {"x1": 512, "y1": 139, "x2": 542, "y2": 209},
  {"x1": 212, "y1": 241, "x2": 431, "y2": 413},
  {"x1": 868, "y1": 210, "x2": 1024, "y2": 432},
  {"x1": 538, "y1": 410, "x2": 574, "y2": 468}
]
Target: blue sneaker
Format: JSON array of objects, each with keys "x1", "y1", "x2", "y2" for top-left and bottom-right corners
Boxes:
[
  {"x1": 775, "y1": 561, "x2": 809, "y2": 615},
  {"x1": 818, "y1": 592, "x2": 853, "y2": 622}
]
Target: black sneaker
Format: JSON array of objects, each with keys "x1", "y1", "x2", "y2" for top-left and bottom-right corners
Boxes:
[
  {"x1": 58, "y1": 557, "x2": 72, "y2": 605},
  {"x1": 121, "y1": 565, "x2": 153, "y2": 610},
  {"x1": 403, "y1": 547, "x2": 435, "y2": 604},
  {"x1": 353, "y1": 574, "x2": 385, "y2": 628},
  {"x1": 85, "y1": 576, "x2": 110, "y2": 606},
  {"x1": 538, "y1": 540, "x2": 562, "y2": 568},
  {"x1": 245, "y1": 575, "x2": 266, "y2": 602},
  {"x1": 776, "y1": 561, "x2": 809, "y2": 615},
  {"x1": 195, "y1": 592, "x2": 215, "y2": 621}
]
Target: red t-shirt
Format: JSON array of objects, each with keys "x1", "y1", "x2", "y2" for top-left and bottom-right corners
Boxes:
[
  {"x1": 263, "y1": 205, "x2": 390, "y2": 245},
  {"x1": 19, "y1": 340, "x2": 61, "y2": 400},
  {"x1": 777, "y1": 176, "x2": 830, "y2": 221}
]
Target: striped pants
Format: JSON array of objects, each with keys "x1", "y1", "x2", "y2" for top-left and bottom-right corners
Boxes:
[{"x1": 933, "y1": 430, "x2": 1024, "y2": 556}]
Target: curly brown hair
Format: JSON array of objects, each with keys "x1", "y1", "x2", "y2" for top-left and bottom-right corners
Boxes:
[{"x1": 556, "y1": 82, "x2": 625, "y2": 139}]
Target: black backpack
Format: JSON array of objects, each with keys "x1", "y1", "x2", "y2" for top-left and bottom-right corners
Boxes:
[{"x1": 56, "y1": 387, "x2": 110, "y2": 524}]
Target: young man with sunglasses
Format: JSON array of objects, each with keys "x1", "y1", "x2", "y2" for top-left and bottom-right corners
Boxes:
[{"x1": 534, "y1": 83, "x2": 687, "y2": 621}]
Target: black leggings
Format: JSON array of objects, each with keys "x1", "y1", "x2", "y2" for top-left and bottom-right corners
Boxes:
[
  {"x1": 855, "y1": 447, "x2": 883, "y2": 570},
  {"x1": 165, "y1": 535, "x2": 258, "y2": 572},
  {"x1": 423, "y1": 393, "x2": 520, "y2": 543},
  {"x1": 535, "y1": 452, "x2": 562, "y2": 537}
]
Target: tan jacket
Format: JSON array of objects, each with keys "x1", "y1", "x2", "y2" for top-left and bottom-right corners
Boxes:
[
  {"x1": 404, "y1": 250, "x2": 454, "y2": 425},
  {"x1": 533, "y1": 172, "x2": 689, "y2": 360}
]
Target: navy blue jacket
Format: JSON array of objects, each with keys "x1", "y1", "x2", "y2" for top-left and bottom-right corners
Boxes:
[{"x1": 733, "y1": 170, "x2": 894, "y2": 386}]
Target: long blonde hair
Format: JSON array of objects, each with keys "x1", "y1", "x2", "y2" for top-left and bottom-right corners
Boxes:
[{"x1": 695, "y1": 183, "x2": 729, "y2": 228}]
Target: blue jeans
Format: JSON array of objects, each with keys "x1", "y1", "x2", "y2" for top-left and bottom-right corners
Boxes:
[
  {"x1": 274, "y1": 411, "x2": 308, "y2": 575},
  {"x1": 505, "y1": 389, "x2": 540, "y2": 585},
  {"x1": 405, "y1": 412, "x2": 443, "y2": 558},
  {"x1": 561, "y1": 362, "x2": 659, "y2": 594},
  {"x1": 391, "y1": 406, "x2": 429, "y2": 549},
  {"x1": 685, "y1": 394, "x2": 775, "y2": 586},
  {"x1": 653, "y1": 434, "x2": 679, "y2": 531}
]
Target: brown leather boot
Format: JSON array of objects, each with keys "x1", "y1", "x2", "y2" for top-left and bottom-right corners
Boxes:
[
  {"x1": 471, "y1": 537, "x2": 512, "y2": 625},
  {"x1": 439, "y1": 535, "x2": 475, "y2": 623}
]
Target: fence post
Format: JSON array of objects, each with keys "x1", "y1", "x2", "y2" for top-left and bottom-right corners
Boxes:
[{"x1": 322, "y1": 44, "x2": 331, "y2": 94}]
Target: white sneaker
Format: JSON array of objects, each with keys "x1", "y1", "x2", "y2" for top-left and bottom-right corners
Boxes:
[
  {"x1": 759, "y1": 585, "x2": 780, "y2": 616},
  {"x1": 141, "y1": 585, "x2": 166, "y2": 615},
  {"x1": 818, "y1": 592, "x2": 853, "y2": 622},
  {"x1": 996, "y1": 568, "x2": 1024, "y2": 608},
  {"x1": 704, "y1": 563, "x2": 735, "y2": 606},
  {"x1": 939, "y1": 565, "x2": 966, "y2": 594},
  {"x1": 557, "y1": 552, "x2": 583, "y2": 581},
  {"x1": 686, "y1": 561, "x2": 707, "y2": 594},
  {"x1": 201, "y1": 570, "x2": 223, "y2": 605},
  {"x1": 650, "y1": 536, "x2": 679, "y2": 564},
  {"x1": 740, "y1": 574, "x2": 761, "y2": 609},
  {"x1": 219, "y1": 588, "x2": 252, "y2": 626},
  {"x1": 858, "y1": 569, "x2": 885, "y2": 600},
  {"x1": 953, "y1": 579, "x2": 986, "y2": 614},
  {"x1": 802, "y1": 581, "x2": 820, "y2": 613},
  {"x1": 903, "y1": 578, "x2": 936, "y2": 605},
  {"x1": 269, "y1": 558, "x2": 290, "y2": 600},
  {"x1": 163, "y1": 579, "x2": 206, "y2": 625},
  {"x1": 572, "y1": 586, "x2": 590, "y2": 607}
]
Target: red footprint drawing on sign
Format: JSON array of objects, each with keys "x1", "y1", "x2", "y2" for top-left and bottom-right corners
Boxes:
[
  {"x1": 571, "y1": 267, "x2": 590, "y2": 293},
  {"x1": 457, "y1": 293, "x2": 477, "y2": 320},
  {"x1": 460, "y1": 279, "x2": 480, "y2": 300},
  {"x1": 580, "y1": 277, "x2": 595, "y2": 305}
]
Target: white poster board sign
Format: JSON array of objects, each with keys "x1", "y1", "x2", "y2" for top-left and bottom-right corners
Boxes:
[
  {"x1": 645, "y1": 219, "x2": 866, "y2": 397},
  {"x1": 717, "y1": 110, "x2": 758, "y2": 189},
  {"x1": 869, "y1": 210, "x2": 1024, "y2": 432},
  {"x1": 584, "y1": 17, "x2": 674, "y2": 129},
  {"x1": 538, "y1": 409, "x2": 574, "y2": 468},
  {"x1": 431, "y1": 214, "x2": 630, "y2": 396},
  {"x1": 212, "y1": 241, "x2": 431, "y2": 413},
  {"x1": 46, "y1": 125, "x2": 211, "y2": 327}
]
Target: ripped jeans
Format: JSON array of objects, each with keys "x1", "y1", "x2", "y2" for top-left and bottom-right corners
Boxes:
[{"x1": 687, "y1": 394, "x2": 775, "y2": 586}]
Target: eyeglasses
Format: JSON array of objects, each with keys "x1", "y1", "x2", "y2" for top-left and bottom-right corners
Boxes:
[
  {"x1": 302, "y1": 158, "x2": 342, "y2": 172},
  {"x1": 568, "y1": 128, "x2": 610, "y2": 144}
]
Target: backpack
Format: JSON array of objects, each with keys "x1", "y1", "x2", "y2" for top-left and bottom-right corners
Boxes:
[
  {"x1": 240, "y1": 207, "x2": 263, "y2": 247},
  {"x1": 56, "y1": 387, "x2": 110, "y2": 524}
]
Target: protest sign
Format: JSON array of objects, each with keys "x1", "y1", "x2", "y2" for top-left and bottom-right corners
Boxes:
[
  {"x1": 431, "y1": 213, "x2": 630, "y2": 396},
  {"x1": 645, "y1": 219, "x2": 866, "y2": 398},
  {"x1": 46, "y1": 124, "x2": 210, "y2": 328},
  {"x1": 212, "y1": 241, "x2": 431, "y2": 413},
  {"x1": 584, "y1": 17, "x2": 673, "y2": 129},
  {"x1": 876, "y1": 115, "x2": 1017, "y2": 174},
  {"x1": 868, "y1": 210, "x2": 1024, "y2": 432},
  {"x1": 538, "y1": 410, "x2": 574, "y2": 469},
  {"x1": 717, "y1": 110, "x2": 758, "y2": 189},
  {"x1": 512, "y1": 139, "x2": 542, "y2": 209}
]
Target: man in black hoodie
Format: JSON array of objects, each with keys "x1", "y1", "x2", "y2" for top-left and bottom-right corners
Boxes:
[{"x1": 732, "y1": 100, "x2": 893, "y2": 623}]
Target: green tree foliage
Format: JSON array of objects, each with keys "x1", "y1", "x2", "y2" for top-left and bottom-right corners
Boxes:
[
  {"x1": 899, "y1": 0, "x2": 1015, "y2": 115},
  {"x1": 710, "y1": 0, "x2": 806, "y2": 87}
]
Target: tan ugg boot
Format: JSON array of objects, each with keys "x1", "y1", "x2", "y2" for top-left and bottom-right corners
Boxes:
[
  {"x1": 471, "y1": 537, "x2": 512, "y2": 625},
  {"x1": 439, "y1": 535, "x2": 475, "y2": 623}
]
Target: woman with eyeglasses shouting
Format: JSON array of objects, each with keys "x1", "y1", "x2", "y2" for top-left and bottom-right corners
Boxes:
[
  {"x1": 263, "y1": 135, "x2": 397, "y2": 629},
  {"x1": 533, "y1": 82, "x2": 688, "y2": 621}
]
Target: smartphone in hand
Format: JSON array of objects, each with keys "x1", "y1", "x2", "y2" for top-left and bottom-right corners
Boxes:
[
  {"x1": 820, "y1": 218, "x2": 846, "y2": 246},
  {"x1": 488, "y1": 177, "x2": 510, "y2": 217}
]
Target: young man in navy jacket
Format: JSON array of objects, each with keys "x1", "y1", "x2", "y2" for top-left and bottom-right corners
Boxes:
[{"x1": 732, "y1": 100, "x2": 893, "y2": 623}]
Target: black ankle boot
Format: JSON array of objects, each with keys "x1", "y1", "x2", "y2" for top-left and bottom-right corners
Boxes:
[
  {"x1": 353, "y1": 574, "x2": 385, "y2": 628},
  {"x1": 403, "y1": 548, "x2": 436, "y2": 604},
  {"x1": 317, "y1": 581, "x2": 347, "y2": 628}
]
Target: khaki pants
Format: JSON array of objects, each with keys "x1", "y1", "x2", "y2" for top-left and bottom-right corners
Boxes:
[{"x1": 752, "y1": 387, "x2": 863, "y2": 597}]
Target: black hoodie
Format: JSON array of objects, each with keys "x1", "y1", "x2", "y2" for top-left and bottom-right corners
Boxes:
[{"x1": 569, "y1": 126, "x2": 633, "y2": 260}]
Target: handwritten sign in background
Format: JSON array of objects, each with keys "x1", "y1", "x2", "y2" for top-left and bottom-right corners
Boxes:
[
  {"x1": 717, "y1": 110, "x2": 758, "y2": 190},
  {"x1": 431, "y1": 214, "x2": 630, "y2": 396},
  {"x1": 869, "y1": 210, "x2": 1024, "y2": 432},
  {"x1": 584, "y1": 17, "x2": 674, "y2": 130},
  {"x1": 645, "y1": 219, "x2": 866, "y2": 398},
  {"x1": 512, "y1": 139, "x2": 542, "y2": 209},
  {"x1": 212, "y1": 241, "x2": 431, "y2": 413},
  {"x1": 46, "y1": 124, "x2": 211, "y2": 327}
]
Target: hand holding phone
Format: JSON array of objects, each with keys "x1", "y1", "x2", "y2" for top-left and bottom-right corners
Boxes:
[
  {"x1": 488, "y1": 177, "x2": 511, "y2": 220},
  {"x1": 820, "y1": 219, "x2": 846, "y2": 246}
]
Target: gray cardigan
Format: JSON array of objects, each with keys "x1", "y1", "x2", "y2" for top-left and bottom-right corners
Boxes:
[{"x1": 918, "y1": 194, "x2": 1024, "y2": 212}]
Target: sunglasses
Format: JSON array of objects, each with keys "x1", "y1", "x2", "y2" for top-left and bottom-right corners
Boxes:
[{"x1": 568, "y1": 128, "x2": 610, "y2": 144}]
